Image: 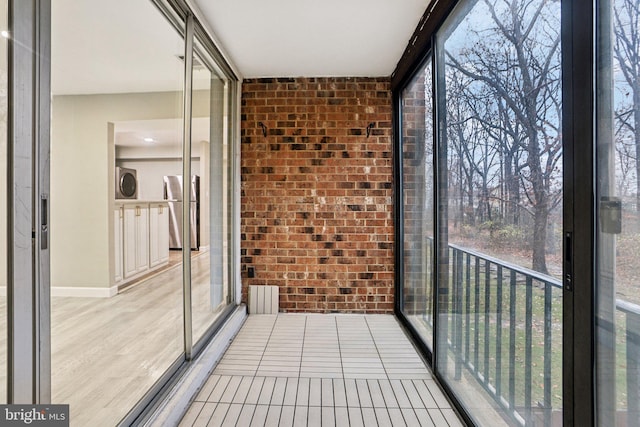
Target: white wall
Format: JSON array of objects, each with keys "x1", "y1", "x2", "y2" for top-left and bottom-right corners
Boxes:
[{"x1": 51, "y1": 90, "x2": 211, "y2": 291}]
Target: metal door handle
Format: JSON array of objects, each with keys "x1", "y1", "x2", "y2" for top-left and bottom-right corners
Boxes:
[
  {"x1": 564, "y1": 232, "x2": 572, "y2": 292},
  {"x1": 41, "y1": 194, "x2": 48, "y2": 250}
]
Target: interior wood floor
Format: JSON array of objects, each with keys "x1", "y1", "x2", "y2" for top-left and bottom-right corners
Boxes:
[{"x1": 0, "y1": 249, "x2": 227, "y2": 427}]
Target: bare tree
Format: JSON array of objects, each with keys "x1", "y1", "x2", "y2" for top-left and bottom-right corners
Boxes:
[
  {"x1": 614, "y1": 0, "x2": 640, "y2": 209},
  {"x1": 445, "y1": 0, "x2": 562, "y2": 273},
  {"x1": 615, "y1": 110, "x2": 637, "y2": 196}
]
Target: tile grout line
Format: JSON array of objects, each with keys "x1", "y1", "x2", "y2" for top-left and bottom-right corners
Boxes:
[
  {"x1": 266, "y1": 377, "x2": 284, "y2": 426},
  {"x1": 299, "y1": 315, "x2": 307, "y2": 378},
  {"x1": 184, "y1": 401, "x2": 207, "y2": 427},
  {"x1": 255, "y1": 316, "x2": 278, "y2": 375},
  {"x1": 214, "y1": 384, "x2": 235, "y2": 426},
  {"x1": 365, "y1": 316, "x2": 415, "y2": 426},
  {"x1": 242, "y1": 317, "x2": 277, "y2": 427},
  {"x1": 332, "y1": 316, "x2": 346, "y2": 427},
  {"x1": 363, "y1": 316, "x2": 390, "y2": 380},
  {"x1": 334, "y1": 315, "x2": 346, "y2": 381},
  {"x1": 297, "y1": 315, "x2": 308, "y2": 425}
]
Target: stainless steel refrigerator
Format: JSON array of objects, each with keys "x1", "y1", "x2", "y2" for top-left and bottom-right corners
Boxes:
[{"x1": 163, "y1": 175, "x2": 200, "y2": 250}]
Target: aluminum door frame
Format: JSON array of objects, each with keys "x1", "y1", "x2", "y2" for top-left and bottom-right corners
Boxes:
[{"x1": 7, "y1": 0, "x2": 51, "y2": 403}]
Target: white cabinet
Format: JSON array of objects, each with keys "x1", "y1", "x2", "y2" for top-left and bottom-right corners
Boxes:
[
  {"x1": 115, "y1": 201, "x2": 169, "y2": 287},
  {"x1": 149, "y1": 203, "x2": 170, "y2": 268},
  {"x1": 114, "y1": 206, "x2": 124, "y2": 283},
  {"x1": 123, "y1": 204, "x2": 149, "y2": 279}
]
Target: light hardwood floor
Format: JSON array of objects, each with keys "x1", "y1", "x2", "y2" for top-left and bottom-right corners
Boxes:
[{"x1": 0, "y1": 250, "x2": 228, "y2": 427}]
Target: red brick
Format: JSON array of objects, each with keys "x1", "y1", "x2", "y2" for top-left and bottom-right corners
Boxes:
[{"x1": 241, "y1": 77, "x2": 394, "y2": 313}]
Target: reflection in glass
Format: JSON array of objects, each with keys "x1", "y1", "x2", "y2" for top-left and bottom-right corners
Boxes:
[
  {"x1": 0, "y1": 0, "x2": 7, "y2": 404},
  {"x1": 51, "y1": 1, "x2": 185, "y2": 424},
  {"x1": 597, "y1": 0, "x2": 640, "y2": 423},
  {"x1": 191, "y1": 42, "x2": 232, "y2": 344},
  {"x1": 435, "y1": 0, "x2": 563, "y2": 425},
  {"x1": 401, "y1": 59, "x2": 434, "y2": 350}
]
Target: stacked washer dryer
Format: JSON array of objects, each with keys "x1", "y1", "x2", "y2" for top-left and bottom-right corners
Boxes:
[{"x1": 115, "y1": 167, "x2": 138, "y2": 199}]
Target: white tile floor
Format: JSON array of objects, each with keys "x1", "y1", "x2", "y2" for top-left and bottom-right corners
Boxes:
[{"x1": 179, "y1": 314, "x2": 464, "y2": 427}]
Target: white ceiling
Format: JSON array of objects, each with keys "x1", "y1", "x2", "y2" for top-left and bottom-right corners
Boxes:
[
  {"x1": 51, "y1": 0, "x2": 429, "y2": 147},
  {"x1": 52, "y1": 0, "x2": 429, "y2": 94},
  {"x1": 193, "y1": 0, "x2": 430, "y2": 78},
  {"x1": 52, "y1": 0, "x2": 188, "y2": 96},
  {"x1": 114, "y1": 118, "x2": 210, "y2": 148}
]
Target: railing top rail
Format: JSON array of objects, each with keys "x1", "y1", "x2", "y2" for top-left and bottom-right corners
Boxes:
[
  {"x1": 444, "y1": 242, "x2": 640, "y2": 312},
  {"x1": 616, "y1": 298, "x2": 640, "y2": 316},
  {"x1": 448, "y1": 242, "x2": 563, "y2": 289}
]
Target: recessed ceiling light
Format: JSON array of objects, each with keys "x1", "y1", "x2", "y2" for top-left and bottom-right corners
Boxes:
[
  {"x1": 1, "y1": 31, "x2": 9, "y2": 39},
  {"x1": 144, "y1": 137, "x2": 154, "y2": 143}
]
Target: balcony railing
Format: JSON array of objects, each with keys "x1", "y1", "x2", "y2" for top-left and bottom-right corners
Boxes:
[
  {"x1": 412, "y1": 242, "x2": 640, "y2": 426},
  {"x1": 446, "y1": 243, "x2": 561, "y2": 426}
]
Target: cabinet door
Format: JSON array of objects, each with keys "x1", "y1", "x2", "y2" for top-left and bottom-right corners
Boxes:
[
  {"x1": 123, "y1": 205, "x2": 138, "y2": 279},
  {"x1": 149, "y1": 206, "x2": 159, "y2": 268},
  {"x1": 135, "y1": 205, "x2": 149, "y2": 273},
  {"x1": 158, "y1": 204, "x2": 169, "y2": 264},
  {"x1": 149, "y1": 204, "x2": 170, "y2": 268},
  {"x1": 114, "y1": 207, "x2": 124, "y2": 283}
]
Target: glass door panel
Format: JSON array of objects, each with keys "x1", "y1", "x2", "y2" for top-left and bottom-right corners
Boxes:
[
  {"x1": 597, "y1": 0, "x2": 640, "y2": 423},
  {"x1": 0, "y1": 0, "x2": 7, "y2": 404},
  {"x1": 435, "y1": 0, "x2": 563, "y2": 424},
  {"x1": 50, "y1": 1, "x2": 185, "y2": 424},
  {"x1": 191, "y1": 41, "x2": 232, "y2": 344},
  {"x1": 401, "y1": 58, "x2": 435, "y2": 350}
]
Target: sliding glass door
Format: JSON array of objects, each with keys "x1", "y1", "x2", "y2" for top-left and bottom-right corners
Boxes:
[
  {"x1": 596, "y1": 0, "x2": 640, "y2": 424},
  {"x1": 46, "y1": 1, "x2": 237, "y2": 424},
  {"x1": 397, "y1": 0, "x2": 564, "y2": 424},
  {"x1": 0, "y1": 0, "x2": 7, "y2": 404},
  {"x1": 190, "y1": 39, "x2": 234, "y2": 346},
  {"x1": 435, "y1": 0, "x2": 563, "y2": 424},
  {"x1": 401, "y1": 58, "x2": 435, "y2": 352},
  {"x1": 0, "y1": 0, "x2": 238, "y2": 423},
  {"x1": 50, "y1": 1, "x2": 187, "y2": 424}
]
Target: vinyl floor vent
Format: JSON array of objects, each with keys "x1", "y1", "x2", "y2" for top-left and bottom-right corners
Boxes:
[{"x1": 248, "y1": 285, "x2": 279, "y2": 314}]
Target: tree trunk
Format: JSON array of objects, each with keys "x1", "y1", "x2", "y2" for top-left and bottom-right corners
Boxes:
[
  {"x1": 467, "y1": 178, "x2": 475, "y2": 226},
  {"x1": 511, "y1": 156, "x2": 520, "y2": 225},
  {"x1": 532, "y1": 202, "x2": 549, "y2": 274},
  {"x1": 504, "y1": 150, "x2": 520, "y2": 225},
  {"x1": 634, "y1": 88, "x2": 640, "y2": 211}
]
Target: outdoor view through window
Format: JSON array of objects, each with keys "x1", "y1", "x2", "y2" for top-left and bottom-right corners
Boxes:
[
  {"x1": 403, "y1": 0, "x2": 564, "y2": 424},
  {"x1": 597, "y1": 0, "x2": 640, "y2": 424}
]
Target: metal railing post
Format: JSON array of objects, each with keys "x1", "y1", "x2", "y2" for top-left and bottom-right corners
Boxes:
[{"x1": 627, "y1": 308, "x2": 640, "y2": 425}]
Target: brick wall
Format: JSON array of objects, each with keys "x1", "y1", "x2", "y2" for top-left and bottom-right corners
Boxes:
[{"x1": 240, "y1": 77, "x2": 394, "y2": 313}]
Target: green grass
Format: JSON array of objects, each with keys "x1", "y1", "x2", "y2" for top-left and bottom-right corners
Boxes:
[
  {"x1": 405, "y1": 255, "x2": 639, "y2": 419},
  {"x1": 406, "y1": 263, "x2": 563, "y2": 413}
]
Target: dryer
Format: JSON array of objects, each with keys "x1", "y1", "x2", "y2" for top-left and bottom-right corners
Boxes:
[{"x1": 115, "y1": 167, "x2": 138, "y2": 199}]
